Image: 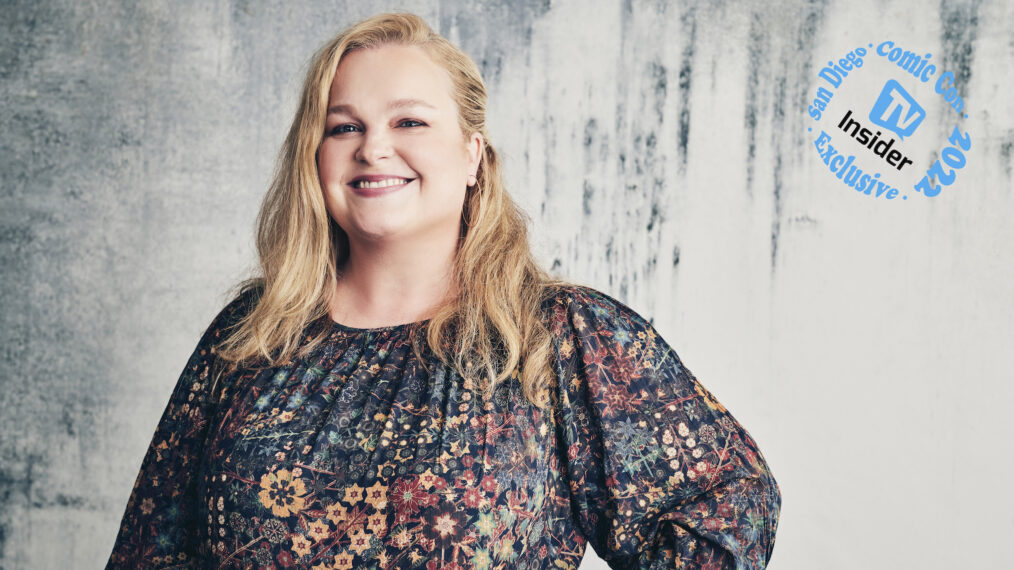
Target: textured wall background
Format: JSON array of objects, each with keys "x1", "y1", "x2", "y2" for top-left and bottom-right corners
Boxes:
[{"x1": 2, "y1": 0, "x2": 1012, "y2": 568}]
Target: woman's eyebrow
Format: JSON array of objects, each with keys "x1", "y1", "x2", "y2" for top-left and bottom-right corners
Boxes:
[{"x1": 327, "y1": 98, "x2": 436, "y2": 115}]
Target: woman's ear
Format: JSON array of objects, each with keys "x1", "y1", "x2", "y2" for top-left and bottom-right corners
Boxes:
[{"x1": 467, "y1": 131, "x2": 484, "y2": 178}]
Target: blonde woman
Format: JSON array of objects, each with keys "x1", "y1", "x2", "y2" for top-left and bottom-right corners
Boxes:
[{"x1": 106, "y1": 12, "x2": 780, "y2": 569}]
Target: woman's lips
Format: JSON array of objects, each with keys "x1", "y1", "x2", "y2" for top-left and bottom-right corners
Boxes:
[{"x1": 349, "y1": 178, "x2": 414, "y2": 197}]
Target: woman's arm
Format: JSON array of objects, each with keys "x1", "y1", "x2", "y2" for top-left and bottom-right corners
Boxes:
[
  {"x1": 551, "y1": 286, "x2": 781, "y2": 569},
  {"x1": 105, "y1": 291, "x2": 253, "y2": 569}
]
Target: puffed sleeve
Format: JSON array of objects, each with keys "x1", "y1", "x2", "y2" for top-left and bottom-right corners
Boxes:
[
  {"x1": 549, "y1": 286, "x2": 781, "y2": 569},
  {"x1": 105, "y1": 288, "x2": 257, "y2": 569}
]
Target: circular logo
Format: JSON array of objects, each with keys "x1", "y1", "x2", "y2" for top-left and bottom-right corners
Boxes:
[{"x1": 806, "y1": 41, "x2": 973, "y2": 201}]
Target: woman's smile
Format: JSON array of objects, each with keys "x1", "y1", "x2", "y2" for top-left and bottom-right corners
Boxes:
[{"x1": 348, "y1": 175, "x2": 416, "y2": 197}]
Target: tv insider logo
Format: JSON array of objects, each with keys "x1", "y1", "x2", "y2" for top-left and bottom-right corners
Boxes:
[{"x1": 806, "y1": 41, "x2": 974, "y2": 201}]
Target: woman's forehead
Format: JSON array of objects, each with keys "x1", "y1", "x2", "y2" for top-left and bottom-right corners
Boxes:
[{"x1": 329, "y1": 44, "x2": 454, "y2": 105}]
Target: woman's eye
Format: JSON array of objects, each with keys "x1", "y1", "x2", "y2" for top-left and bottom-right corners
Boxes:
[
  {"x1": 399, "y1": 119, "x2": 425, "y2": 128},
  {"x1": 330, "y1": 124, "x2": 359, "y2": 135}
]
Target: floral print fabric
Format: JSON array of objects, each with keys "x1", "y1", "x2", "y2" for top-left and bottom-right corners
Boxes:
[{"x1": 105, "y1": 285, "x2": 780, "y2": 569}]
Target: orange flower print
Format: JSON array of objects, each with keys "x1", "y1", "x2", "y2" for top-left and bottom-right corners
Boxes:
[
  {"x1": 290, "y1": 534, "x2": 313, "y2": 558},
  {"x1": 364, "y1": 481, "x2": 388, "y2": 510},
  {"x1": 307, "y1": 518, "x2": 330, "y2": 542},
  {"x1": 367, "y1": 513, "x2": 387, "y2": 536},
  {"x1": 257, "y1": 469, "x2": 307, "y2": 517},
  {"x1": 343, "y1": 483, "x2": 364, "y2": 504},
  {"x1": 559, "y1": 338, "x2": 574, "y2": 358},
  {"x1": 348, "y1": 527, "x2": 372, "y2": 556},
  {"x1": 333, "y1": 551, "x2": 355, "y2": 570},
  {"x1": 140, "y1": 497, "x2": 154, "y2": 515},
  {"x1": 419, "y1": 468, "x2": 438, "y2": 490},
  {"x1": 325, "y1": 501, "x2": 348, "y2": 526}
]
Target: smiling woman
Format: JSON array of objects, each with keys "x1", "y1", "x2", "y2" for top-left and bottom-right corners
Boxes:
[
  {"x1": 105, "y1": 11, "x2": 780, "y2": 570},
  {"x1": 318, "y1": 44, "x2": 482, "y2": 250}
]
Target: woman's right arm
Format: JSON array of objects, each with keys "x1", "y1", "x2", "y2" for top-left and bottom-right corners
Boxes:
[{"x1": 104, "y1": 291, "x2": 252, "y2": 569}]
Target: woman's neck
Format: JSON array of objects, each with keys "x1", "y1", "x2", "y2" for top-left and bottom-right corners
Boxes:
[{"x1": 328, "y1": 240, "x2": 458, "y2": 328}]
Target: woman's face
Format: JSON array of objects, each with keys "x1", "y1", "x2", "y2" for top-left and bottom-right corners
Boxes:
[{"x1": 318, "y1": 44, "x2": 483, "y2": 247}]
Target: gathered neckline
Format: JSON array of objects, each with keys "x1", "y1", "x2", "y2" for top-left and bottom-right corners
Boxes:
[{"x1": 329, "y1": 318, "x2": 431, "y2": 333}]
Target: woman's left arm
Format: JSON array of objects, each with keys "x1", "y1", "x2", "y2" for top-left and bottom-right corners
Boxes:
[{"x1": 551, "y1": 287, "x2": 781, "y2": 569}]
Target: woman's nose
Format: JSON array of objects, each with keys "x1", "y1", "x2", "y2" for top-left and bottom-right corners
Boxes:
[{"x1": 355, "y1": 129, "x2": 393, "y2": 163}]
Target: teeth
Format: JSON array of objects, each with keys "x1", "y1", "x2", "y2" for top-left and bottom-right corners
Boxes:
[{"x1": 354, "y1": 178, "x2": 410, "y2": 189}]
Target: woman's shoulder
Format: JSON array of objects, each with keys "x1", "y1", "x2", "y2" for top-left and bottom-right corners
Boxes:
[{"x1": 542, "y1": 282, "x2": 656, "y2": 336}]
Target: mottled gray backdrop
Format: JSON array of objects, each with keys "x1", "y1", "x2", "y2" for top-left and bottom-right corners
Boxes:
[{"x1": 2, "y1": 0, "x2": 1012, "y2": 568}]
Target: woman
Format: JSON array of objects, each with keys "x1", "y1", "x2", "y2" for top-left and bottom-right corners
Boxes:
[{"x1": 106, "y1": 12, "x2": 780, "y2": 569}]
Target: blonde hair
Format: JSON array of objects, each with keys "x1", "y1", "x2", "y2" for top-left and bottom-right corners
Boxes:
[{"x1": 214, "y1": 12, "x2": 573, "y2": 408}]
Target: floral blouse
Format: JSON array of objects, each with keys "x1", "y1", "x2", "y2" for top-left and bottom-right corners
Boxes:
[{"x1": 105, "y1": 284, "x2": 780, "y2": 569}]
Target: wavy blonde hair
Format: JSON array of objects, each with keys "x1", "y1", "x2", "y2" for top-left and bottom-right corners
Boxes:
[{"x1": 214, "y1": 12, "x2": 572, "y2": 408}]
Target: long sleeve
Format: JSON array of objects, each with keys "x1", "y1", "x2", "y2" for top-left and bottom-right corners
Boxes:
[
  {"x1": 105, "y1": 290, "x2": 255, "y2": 569},
  {"x1": 549, "y1": 286, "x2": 781, "y2": 569}
]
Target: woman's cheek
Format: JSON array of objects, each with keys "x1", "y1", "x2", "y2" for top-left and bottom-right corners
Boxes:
[{"x1": 317, "y1": 142, "x2": 341, "y2": 187}]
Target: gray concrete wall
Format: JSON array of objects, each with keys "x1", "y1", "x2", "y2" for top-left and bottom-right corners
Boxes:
[{"x1": 2, "y1": 0, "x2": 1011, "y2": 568}]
